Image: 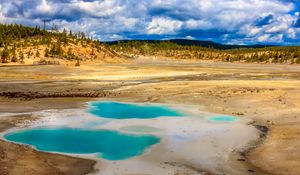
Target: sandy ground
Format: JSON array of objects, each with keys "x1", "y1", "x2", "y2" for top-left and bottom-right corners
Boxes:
[{"x1": 0, "y1": 59, "x2": 300, "y2": 175}]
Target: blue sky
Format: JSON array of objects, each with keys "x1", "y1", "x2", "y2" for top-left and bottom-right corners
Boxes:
[{"x1": 0, "y1": 0, "x2": 299, "y2": 45}]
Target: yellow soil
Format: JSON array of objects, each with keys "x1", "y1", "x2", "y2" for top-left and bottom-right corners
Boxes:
[{"x1": 0, "y1": 60, "x2": 300, "y2": 175}]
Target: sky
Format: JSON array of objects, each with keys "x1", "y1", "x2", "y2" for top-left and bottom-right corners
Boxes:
[{"x1": 0, "y1": 0, "x2": 300, "y2": 45}]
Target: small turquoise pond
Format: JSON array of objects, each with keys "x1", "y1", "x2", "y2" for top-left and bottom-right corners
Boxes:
[
  {"x1": 88, "y1": 101, "x2": 183, "y2": 119},
  {"x1": 4, "y1": 128, "x2": 160, "y2": 160},
  {"x1": 208, "y1": 116, "x2": 238, "y2": 122}
]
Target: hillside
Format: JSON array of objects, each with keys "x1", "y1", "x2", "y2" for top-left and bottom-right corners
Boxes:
[
  {"x1": 1, "y1": 24, "x2": 300, "y2": 65},
  {"x1": 107, "y1": 40, "x2": 300, "y2": 64},
  {"x1": 105, "y1": 39, "x2": 272, "y2": 50},
  {"x1": 0, "y1": 24, "x2": 126, "y2": 65}
]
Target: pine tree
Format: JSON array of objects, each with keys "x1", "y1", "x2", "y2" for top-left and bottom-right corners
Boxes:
[
  {"x1": 11, "y1": 45, "x2": 18, "y2": 62},
  {"x1": 62, "y1": 28, "x2": 68, "y2": 44},
  {"x1": 27, "y1": 50, "x2": 32, "y2": 57},
  {"x1": 75, "y1": 57, "x2": 80, "y2": 66},
  {"x1": 50, "y1": 44, "x2": 56, "y2": 55},
  {"x1": 36, "y1": 50, "x2": 40, "y2": 57},
  {"x1": 1, "y1": 45, "x2": 9, "y2": 63},
  {"x1": 69, "y1": 30, "x2": 73, "y2": 38},
  {"x1": 56, "y1": 41, "x2": 63, "y2": 55},
  {"x1": 45, "y1": 48, "x2": 49, "y2": 57},
  {"x1": 19, "y1": 51, "x2": 25, "y2": 63}
]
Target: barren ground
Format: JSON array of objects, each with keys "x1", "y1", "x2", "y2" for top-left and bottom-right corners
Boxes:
[{"x1": 0, "y1": 59, "x2": 300, "y2": 175}]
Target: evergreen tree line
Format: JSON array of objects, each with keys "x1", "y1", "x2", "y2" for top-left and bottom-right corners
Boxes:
[
  {"x1": 225, "y1": 46, "x2": 300, "y2": 64},
  {"x1": 1, "y1": 23, "x2": 300, "y2": 64},
  {"x1": 0, "y1": 24, "x2": 45, "y2": 47},
  {"x1": 0, "y1": 23, "x2": 97, "y2": 63},
  {"x1": 108, "y1": 41, "x2": 300, "y2": 64},
  {"x1": 0, "y1": 23, "x2": 90, "y2": 46}
]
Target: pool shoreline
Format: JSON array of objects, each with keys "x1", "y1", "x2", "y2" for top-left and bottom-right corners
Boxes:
[{"x1": 0, "y1": 100, "x2": 263, "y2": 175}]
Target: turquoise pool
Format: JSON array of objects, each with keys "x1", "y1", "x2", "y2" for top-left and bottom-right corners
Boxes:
[
  {"x1": 88, "y1": 101, "x2": 183, "y2": 119},
  {"x1": 208, "y1": 116, "x2": 238, "y2": 122},
  {"x1": 3, "y1": 101, "x2": 240, "y2": 162},
  {"x1": 4, "y1": 127, "x2": 160, "y2": 160}
]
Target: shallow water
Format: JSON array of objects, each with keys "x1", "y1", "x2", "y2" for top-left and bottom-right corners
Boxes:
[
  {"x1": 4, "y1": 127, "x2": 160, "y2": 160},
  {"x1": 3, "y1": 101, "x2": 248, "y2": 167},
  {"x1": 88, "y1": 101, "x2": 183, "y2": 119},
  {"x1": 208, "y1": 116, "x2": 238, "y2": 122},
  {"x1": 120, "y1": 125, "x2": 161, "y2": 133}
]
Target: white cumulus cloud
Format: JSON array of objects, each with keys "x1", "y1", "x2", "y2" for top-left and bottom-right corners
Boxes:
[
  {"x1": 147, "y1": 17, "x2": 183, "y2": 35},
  {"x1": 0, "y1": 0, "x2": 299, "y2": 44}
]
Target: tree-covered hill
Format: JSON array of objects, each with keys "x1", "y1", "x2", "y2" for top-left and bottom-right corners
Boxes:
[
  {"x1": 0, "y1": 24, "x2": 46, "y2": 47},
  {"x1": 104, "y1": 39, "x2": 272, "y2": 50},
  {"x1": 106, "y1": 40, "x2": 300, "y2": 64},
  {"x1": 0, "y1": 24, "x2": 124, "y2": 64},
  {"x1": 1, "y1": 23, "x2": 300, "y2": 64}
]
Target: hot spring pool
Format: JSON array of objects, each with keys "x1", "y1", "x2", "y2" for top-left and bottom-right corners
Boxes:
[
  {"x1": 88, "y1": 101, "x2": 183, "y2": 119},
  {"x1": 208, "y1": 116, "x2": 238, "y2": 122},
  {"x1": 4, "y1": 127, "x2": 160, "y2": 160},
  {"x1": 3, "y1": 101, "x2": 242, "y2": 163}
]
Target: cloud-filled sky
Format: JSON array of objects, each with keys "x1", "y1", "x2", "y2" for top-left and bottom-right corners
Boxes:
[{"x1": 0, "y1": 0, "x2": 300, "y2": 45}]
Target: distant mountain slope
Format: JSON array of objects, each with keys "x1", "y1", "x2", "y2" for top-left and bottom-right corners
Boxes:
[
  {"x1": 104, "y1": 39, "x2": 273, "y2": 50},
  {"x1": 106, "y1": 39, "x2": 300, "y2": 64}
]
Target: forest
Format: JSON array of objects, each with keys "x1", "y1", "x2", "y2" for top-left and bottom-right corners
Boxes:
[
  {"x1": 107, "y1": 40, "x2": 300, "y2": 64},
  {"x1": 1, "y1": 24, "x2": 300, "y2": 64},
  {"x1": 0, "y1": 23, "x2": 121, "y2": 64}
]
